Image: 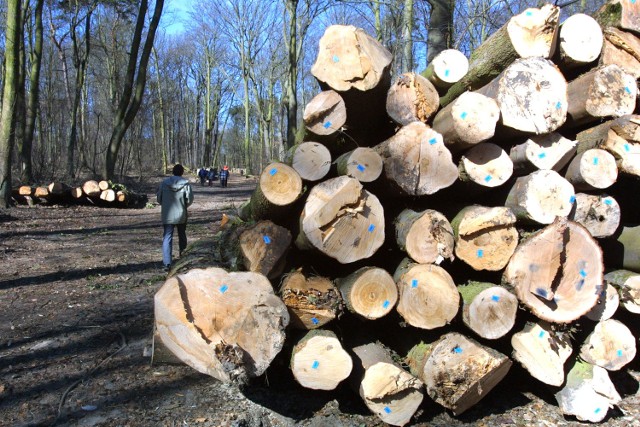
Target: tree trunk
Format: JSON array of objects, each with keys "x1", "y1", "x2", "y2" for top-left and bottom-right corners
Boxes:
[
  {"x1": 285, "y1": 142, "x2": 331, "y2": 182},
  {"x1": 564, "y1": 148, "x2": 618, "y2": 191},
  {"x1": 336, "y1": 266, "x2": 397, "y2": 320},
  {"x1": 421, "y1": 49, "x2": 468, "y2": 94},
  {"x1": 579, "y1": 319, "x2": 636, "y2": 371},
  {"x1": 280, "y1": 270, "x2": 342, "y2": 330},
  {"x1": 458, "y1": 281, "x2": 518, "y2": 340},
  {"x1": 457, "y1": 143, "x2": 513, "y2": 189},
  {"x1": 333, "y1": 147, "x2": 383, "y2": 183},
  {"x1": 600, "y1": 27, "x2": 640, "y2": 79},
  {"x1": 509, "y1": 132, "x2": 577, "y2": 175},
  {"x1": 385, "y1": 72, "x2": 439, "y2": 126},
  {"x1": 604, "y1": 269, "x2": 640, "y2": 314},
  {"x1": 556, "y1": 13, "x2": 604, "y2": 71},
  {"x1": 503, "y1": 217, "x2": 603, "y2": 323},
  {"x1": 569, "y1": 193, "x2": 621, "y2": 238},
  {"x1": 394, "y1": 208, "x2": 454, "y2": 265},
  {"x1": 425, "y1": 0, "x2": 453, "y2": 65}
]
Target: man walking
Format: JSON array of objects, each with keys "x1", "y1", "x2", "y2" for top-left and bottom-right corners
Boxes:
[
  {"x1": 157, "y1": 164, "x2": 194, "y2": 271},
  {"x1": 220, "y1": 165, "x2": 230, "y2": 188}
]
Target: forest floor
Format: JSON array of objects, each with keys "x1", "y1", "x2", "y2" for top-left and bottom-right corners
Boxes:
[{"x1": 1, "y1": 173, "x2": 640, "y2": 427}]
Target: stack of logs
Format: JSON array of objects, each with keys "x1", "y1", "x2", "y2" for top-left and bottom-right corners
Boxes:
[
  {"x1": 11, "y1": 179, "x2": 147, "y2": 208},
  {"x1": 154, "y1": 2, "x2": 640, "y2": 425}
]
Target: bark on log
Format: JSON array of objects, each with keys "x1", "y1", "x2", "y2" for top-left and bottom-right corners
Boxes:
[
  {"x1": 604, "y1": 269, "x2": 640, "y2": 314},
  {"x1": 333, "y1": 147, "x2": 383, "y2": 183},
  {"x1": 421, "y1": 49, "x2": 469, "y2": 93},
  {"x1": 594, "y1": 0, "x2": 640, "y2": 35},
  {"x1": 450, "y1": 205, "x2": 518, "y2": 271},
  {"x1": 336, "y1": 266, "x2": 397, "y2": 320},
  {"x1": 505, "y1": 170, "x2": 575, "y2": 225},
  {"x1": 458, "y1": 281, "x2": 518, "y2": 340},
  {"x1": 385, "y1": 72, "x2": 439, "y2": 126},
  {"x1": 555, "y1": 360, "x2": 621, "y2": 423},
  {"x1": 585, "y1": 281, "x2": 619, "y2": 321},
  {"x1": 280, "y1": 271, "x2": 342, "y2": 329},
  {"x1": 601, "y1": 27, "x2": 640, "y2": 78},
  {"x1": 393, "y1": 259, "x2": 459, "y2": 330},
  {"x1": 556, "y1": 13, "x2": 604, "y2": 70},
  {"x1": 569, "y1": 193, "x2": 621, "y2": 238},
  {"x1": 458, "y1": 143, "x2": 513, "y2": 189},
  {"x1": 503, "y1": 218, "x2": 603, "y2": 323},
  {"x1": 285, "y1": 142, "x2": 331, "y2": 182},
  {"x1": 440, "y1": 4, "x2": 560, "y2": 106},
  {"x1": 394, "y1": 208, "x2": 455, "y2": 265},
  {"x1": 352, "y1": 343, "x2": 424, "y2": 426},
  {"x1": 406, "y1": 333, "x2": 512, "y2": 416},
  {"x1": 509, "y1": 132, "x2": 577, "y2": 175},
  {"x1": 564, "y1": 148, "x2": 618, "y2": 191},
  {"x1": 290, "y1": 329, "x2": 352, "y2": 390},
  {"x1": 303, "y1": 90, "x2": 347, "y2": 137},
  {"x1": 579, "y1": 318, "x2": 637, "y2": 371},
  {"x1": 153, "y1": 267, "x2": 289, "y2": 384},
  {"x1": 82, "y1": 180, "x2": 101, "y2": 197},
  {"x1": 374, "y1": 122, "x2": 458, "y2": 196},
  {"x1": 431, "y1": 91, "x2": 500, "y2": 153},
  {"x1": 296, "y1": 176, "x2": 385, "y2": 264},
  {"x1": 511, "y1": 321, "x2": 572, "y2": 386}
]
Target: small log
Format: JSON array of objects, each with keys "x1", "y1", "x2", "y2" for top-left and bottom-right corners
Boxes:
[
  {"x1": 604, "y1": 269, "x2": 640, "y2": 314},
  {"x1": 303, "y1": 90, "x2": 347, "y2": 137},
  {"x1": 82, "y1": 180, "x2": 101, "y2": 197},
  {"x1": 565, "y1": 64, "x2": 637, "y2": 128},
  {"x1": 505, "y1": 170, "x2": 575, "y2": 225},
  {"x1": 569, "y1": 193, "x2": 621, "y2": 238},
  {"x1": 352, "y1": 343, "x2": 424, "y2": 426},
  {"x1": 336, "y1": 266, "x2": 397, "y2": 320},
  {"x1": 238, "y1": 220, "x2": 291, "y2": 279},
  {"x1": 98, "y1": 180, "x2": 110, "y2": 191},
  {"x1": 421, "y1": 48, "x2": 469, "y2": 93},
  {"x1": 70, "y1": 187, "x2": 83, "y2": 199},
  {"x1": 333, "y1": 147, "x2": 383, "y2": 183},
  {"x1": 116, "y1": 190, "x2": 127, "y2": 203},
  {"x1": 374, "y1": 121, "x2": 458, "y2": 196},
  {"x1": 580, "y1": 319, "x2": 637, "y2": 371},
  {"x1": 509, "y1": 132, "x2": 577, "y2": 175},
  {"x1": 33, "y1": 186, "x2": 49, "y2": 199},
  {"x1": 594, "y1": 0, "x2": 640, "y2": 35},
  {"x1": 296, "y1": 176, "x2": 385, "y2": 264},
  {"x1": 99, "y1": 189, "x2": 116, "y2": 202},
  {"x1": 503, "y1": 217, "x2": 603, "y2": 323},
  {"x1": 511, "y1": 322, "x2": 572, "y2": 386},
  {"x1": 286, "y1": 142, "x2": 331, "y2": 182},
  {"x1": 394, "y1": 208, "x2": 454, "y2": 265},
  {"x1": 406, "y1": 333, "x2": 512, "y2": 416},
  {"x1": 450, "y1": 205, "x2": 518, "y2": 271},
  {"x1": 564, "y1": 148, "x2": 618, "y2": 191},
  {"x1": 290, "y1": 329, "x2": 352, "y2": 391},
  {"x1": 153, "y1": 267, "x2": 289, "y2": 384},
  {"x1": 458, "y1": 281, "x2": 518, "y2": 340},
  {"x1": 280, "y1": 271, "x2": 342, "y2": 330},
  {"x1": 475, "y1": 57, "x2": 567, "y2": 134},
  {"x1": 18, "y1": 185, "x2": 33, "y2": 196},
  {"x1": 556, "y1": 13, "x2": 604, "y2": 70},
  {"x1": 585, "y1": 281, "x2": 619, "y2": 322},
  {"x1": 394, "y1": 259, "x2": 459, "y2": 330},
  {"x1": 458, "y1": 143, "x2": 513, "y2": 189},
  {"x1": 431, "y1": 91, "x2": 500, "y2": 153},
  {"x1": 601, "y1": 27, "x2": 640, "y2": 78},
  {"x1": 385, "y1": 72, "x2": 439, "y2": 126},
  {"x1": 555, "y1": 360, "x2": 621, "y2": 423}
]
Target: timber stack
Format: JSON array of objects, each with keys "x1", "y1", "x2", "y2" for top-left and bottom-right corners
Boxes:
[{"x1": 154, "y1": 2, "x2": 640, "y2": 425}]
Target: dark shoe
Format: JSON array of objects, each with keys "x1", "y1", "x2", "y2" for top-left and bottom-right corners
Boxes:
[{"x1": 163, "y1": 264, "x2": 171, "y2": 272}]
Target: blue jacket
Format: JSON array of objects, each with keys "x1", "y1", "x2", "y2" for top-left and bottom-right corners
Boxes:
[
  {"x1": 220, "y1": 169, "x2": 230, "y2": 180},
  {"x1": 157, "y1": 176, "x2": 194, "y2": 224}
]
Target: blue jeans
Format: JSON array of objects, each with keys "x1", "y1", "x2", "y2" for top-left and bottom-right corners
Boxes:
[{"x1": 162, "y1": 223, "x2": 186, "y2": 267}]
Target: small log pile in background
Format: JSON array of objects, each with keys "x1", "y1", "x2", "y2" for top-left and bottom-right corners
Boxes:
[{"x1": 154, "y1": 2, "x2": 640, "y2": 425}]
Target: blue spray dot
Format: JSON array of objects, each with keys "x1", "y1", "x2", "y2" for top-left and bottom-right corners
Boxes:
[
  {"x1": 323, "y1": 121, "x2": 332, "y2": 129},
  {"x1": 536, "y1": 288, "x2": 548, "y2": 298},
  {"x1": 624, "y1": 144, "x2": 631, "y2": 152},
  {"x1": 491, "y1": 295, "x2": 500, "y2": 302},
  {"x1": 526, "y1": 11, "x2": 533, "y2": 16},
  {"x1": 357, "y1": 164, "x2": 366, "y2": 172},
  {"x1": 411, "y1": 279, "x2": 418, "y2": 288},
  {"x1": 477, "y1": 249, "x2": 484, "y2": 258},
  {"x1": 580, "y1": 269, "x2": 587, "y2": 278},
  {"x1": 593, "y1": 157, "x2": 599, "y2": 166},
  {"x1": 263, "y1": 235, "x2": 271, "y2": 244},
  {"x1": 595, "y1": 408, "x2": 601, "y2": 414},
  {"x1": 383, "y1": 407, "x2": 392, "y2": 414},
  {"x1": 429, "y1": 138, "x2": 437, "y2": 145},
  {"x1": 484, "y1": 175, "x2": 493, "y2": 183},
  {"x1": 220, "y1": 284, "x2": 229, "y2": 294},
  {"x1": 453, "y1": 346, "x2": 463, "y2": 354},
  {"x1": 460, "y1": 111, "x2": 468, "y2": 120},
  {"x1": 311, "y1": 317, "x2": 319, "y2": 325},
  {"x1": 556, "y1": 101, "x2": 562, "y2": 110},
  {"x1": 538, "y1": 152, "x2": 546, "y2": 159},
  {"x1": 570, "y1": 195, "x2": 576, "y2": 204},
  {"x1": 604, "y1": 198, "x2": 612, "y2": 206},
  {"x1": 625, "y1": 86, "x2": 632, "y2": 94},
  {"x1": 444, "y1": 69, "x2": 450, "y2": 77},
  {"x1": 539, "y1": 330, "x2": 545, "y2": 338},
  {"x1": 617, "y1": 349, "x2": 623, "y2": 357},
  {"x1": 332, "y1": 55, "x2": 340, "y2": 63},
  {"x1": 383, "y1": 300, "x2": 390, "y2": 309},
  {"x1": 368, "y1": 224, "x2": 375, "y2": 233},
  {"x1": 312, "y1": 360, "x2": 319, "y2": 369},
  {"x1": 269, "y1": 168, "x2": 278, "y2": 176}
]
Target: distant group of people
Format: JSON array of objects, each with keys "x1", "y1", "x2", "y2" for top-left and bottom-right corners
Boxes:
[{"x1": 197, "y1": 165, "x2": 230, "y2": 188}]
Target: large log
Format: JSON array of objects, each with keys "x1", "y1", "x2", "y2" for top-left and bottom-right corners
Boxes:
[
  {"x1": 458, "y1": 281, "x2": 518, "y2": 340},
  {"x1": 333, "y1": 147, "x2": 383, "y2": 183},
  {"x1": 285, "y1": 142, "x2": 331, "y2": 182},
  {"x1": 564, "y1": 148, "x2": 618, "y2": 191},
  {"x1": 580, "y1": 319, "x2": 637, "y2": 371},
  {"x1": 457, "y1": 143, "x2": 513, "y2": 189},
  {"x1": 99, "y1": 189, "x2": 116, "y2": 202},
  {"x1": 421, "y1": 49, "x2": 469, "y2": 94},
  {"x1": 440, "y1": 4, "x2": 560, "y2": 106},
  {"x1": 601, "y1": 27, "x2": 640, "y2": 78},
  {"x1": 509, "y1": 132, "x2": 577, "y2": 175},
  {"x1": 303, "y1": 90, "x2": 347, "y2": 137},
  {"x1": 394, "y1": 208, "x2": 454, "y2": 265},
  {"x1": 556, "y1": 13, "x2": 604, "y2": 71},
  {"x1": 385, "y1": 72, "x2": 439, "y2": 126},
  {"x1": 352, "y1": 343, "x2": 424, "y2": 426},
  {"x1": 295, "y1": 176, "x2": 385, "y2": 264},
  {"x1": 393, "y1": 259, "x2": 459, "y2": 330},
  {"x1": 82, "y1": 180, "x2": 101, "y2": 197},
  {"x1": 153, "y1": 267, "x2": 289, "y2": 384},
  {"x1": 568, "y1": 193, "x2": 621, "y2": 238},
  {"x1": 594, "y1": 0, "x2": 640, "y2": 35},
  {"x1": 17, "y1": 185, "x2": 33, "y2": 196},
  {"x1": 503, "y1": 218, "x2": 603, "y2": 323},
  {"x1": 280, "y1": 270, "x2": 342, "y2": 329},
  {"x1": 336, "y1": 266, "x2": 397, "y2": 320},
  {"x1": 406, "y1": 333, "x2": 512, "y2": 416}
]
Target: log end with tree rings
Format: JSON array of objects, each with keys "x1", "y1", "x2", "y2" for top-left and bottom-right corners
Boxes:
[
  {"x1": 395, "y1": 208, "x2": 454, "y2": 265},
  {"x1": 338, "y1": 266, "x2": 397, "y2": 320},
  {"x1": 449, "y1": 92, "x2": 500, "y2": 147},
  {"x1": 565, "y1": 148, "x2": 618, "y2": 191},
  {"x1": 386, "y1": 72, "x2": 439, "y2": 126},
  {"x1": 428, "y1": 49, "x2": 469, "y2": 88},
  {"x1": 507, "y1": 4, "x2": 559, "y2": 59},
  {"x1": 559, "y1": 13, "x2": 604, "y2": 66},
  {"x1": 585, "y1": 65, "x2": 637, "y2": 119},
  {"x1": 458, "y1": 143, "x2": 513, "y2": 188},
  {"x1": 460, "y1": 283, "x2": 518, "y2": 340},
  {"x1": 334, "y1": 147, "x2": 383, "y2": 183},
  {"x1": 503, "y1": 218, "x2": 603, "y2": 324},
  {"x1": 290, "y1": 142, "x2": 332, "y2": 182},
  {"x1": 579, "y1": 319, "x2": 637, "y2": 371},
  {"x1": 303, "y1": 90, "x2": 347, "y2": 136},
  {"x1": 259, "y1": 162, "x2": 303, "y2": 206}
]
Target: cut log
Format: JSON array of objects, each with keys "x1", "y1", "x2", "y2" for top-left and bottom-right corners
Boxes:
[
  {"x1": 82, "y1": 180, "x2": 101, "y2": 197},
  {"x1": 509, "y1": 132, "x2": 577, "y2": 175},
  {"x1": 421, "y1": 48, "x2": 469, "y2": 93},
  {"x1": 580, "y1": 319, "x2": 637, "y2": 371},
  {"x1": 555, "y1": 360, "x2": 621, "y2": 423},
  {"x1": 374, "y1": 122, "x2": 458, "y2": 196},
  {"x1": 475, "y1": 57, "x2": 567, "y2": 134},
  {"x1": 98, "y1": 180, "x2": 110, "y2": 191},
  {"x1": 393, "y1": 259, "x2": 459, "y2": 330},
  {"x1": 238, "y1": 220, "x2": 291, "y2": 279},
  {"x1": 280, "y1": 270, "x2": 342, "y2": 329},
  {"x1": 394, "y1": 208, "x2": 455, "y2": 265},
  {"x1": 303, "y1": 90, "x2": 347, "y2": 137},
  {"x1": 153, "y1": 267, "x2": 289, "y2": 383},
  {"x1": 431, "y1": 91, "x2": 500, "y2": 153},
  {"x1": 115, "y1": 190, "x2": 127, "y2": 203},
  {"x1": 505, "y1": 169, "x2": 575, "y2": 225},
  {"x1": 569, "y1": 193, "x2": 621, "y2": 238},
  {"x1": 458, "y1": 281, "x2": 518, "y2": 340},
  {"x1": 565, "y1": 64, "x2": 637, "y2": 128},
  {"x1": 99, "y1": 189, "x2": 116, "y2": 202},
  {"x1": 594, "y1": 0, "x2": 640, "y2": 35},
  {"x1": 450, "y1": 205, "x2": 518, "y2": 271},
  {"x1": 605, "y1": 269, "x2": 640, "y2": 313},
  {"x1": 385, "y1": 72, "x2": 439, "y2": 126},
  {"x1": 564, "y1": 148, "x2": 618, "y2": 191},
  {"x1": 511, "y1": 321, "x2": 573, "y2": 386},
  {"x1": 34, "y1": 186, "x2": 49, "y2": 199},
  {"x1": 406, "y1": 333, "x2": 512, "y2": 416},
  {"x1": 503, "y1": 217, "x2": 603, "y2": 323},
  {"x1": 352, "y1": 343, "x2": 424, "y2": 426},
  {"x1": 70, "y1": 187, "x2": 83, "y2": 199},
  {"x1": 333, "y1": 147, "x2": 383, "y2": 183},
  {"x1": 585, "y1": 281, "x2": 619, "y2": 322},
  {"x1": 601, "y1": 27, "x2": 640, "y2": 78},
  {"x1": 336, "y1": 266, "x2": 397, "y2": 320},
  {"x1": 296, "y1": 176, "x2": 385, "y2": 264},
  {"x1": 556, "y1": 13, "x2": 604, "y2": 70},
  {"x1": 458, "y1": 143, "x2": 513, "y2": 189},
  {"x1": 290, "y1": 329, "x2": 352, "y2": 390},
  {"x1": 285, "y1": 142, "x2": 331, "y2": 182},
  {"x1": 441, "y1": 4, "x2": 559, "y2": 106},
  {"x1": 18, "y1": 185, "x2": 33, "y2": 196},
  {"x1": 47, "y1": 182, "x2": 70, "y2": 195}
]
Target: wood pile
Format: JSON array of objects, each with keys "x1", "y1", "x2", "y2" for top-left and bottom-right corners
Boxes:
[
  {"x1": 11, "y1": 179, "x2": 148, "y2": 208},
  {"x1": 154, "y1": 3, "x2": 640, "y2": 425}
]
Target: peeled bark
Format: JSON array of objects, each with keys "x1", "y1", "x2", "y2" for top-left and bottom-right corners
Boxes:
[
  {"x1": 337, "y1": 266, "x2": 397, "y2": 320},
  {"x1": 458, "y1": 281, "x2": 518, "y2": 340},
  {"x1": 385, "y1": 72, "x2": 439, "y2": 125},
  {"x1": 280, "y1": 271, "x2": 342, "y2": 329},
  {"x1": 580, "y1": 319, "x2": 637, "y2": 371},
  {"x1": 394, "y1": 208, "x2": 454, "y2": 265}
]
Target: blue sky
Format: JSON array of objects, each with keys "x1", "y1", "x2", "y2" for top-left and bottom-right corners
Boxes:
[{"x1": 163, "y1": 0, "x2": 192, "y2": 35}]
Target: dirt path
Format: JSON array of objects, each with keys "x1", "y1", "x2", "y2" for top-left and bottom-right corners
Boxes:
[{"x1": 1, "y1": 174, "x2": 639, "y2": 427}]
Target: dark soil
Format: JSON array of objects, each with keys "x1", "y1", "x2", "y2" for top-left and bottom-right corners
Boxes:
[{"x1": 1, "y1": 173, "x2": 639, "y2": 427}]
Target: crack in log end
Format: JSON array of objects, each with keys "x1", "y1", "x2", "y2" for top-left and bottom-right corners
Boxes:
[
  {"x1": 176, "y1": 277, "x2": 211, "y2": 345},
  {"x1": 549, "y1": 226, "x2": 570, "y2": 297},
  {"x1": 319, "y1": 197, "x2": 368, "y2": 244},
  {"x1": 214, "y1": 342, "x2": 248, "y2": 383}
]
